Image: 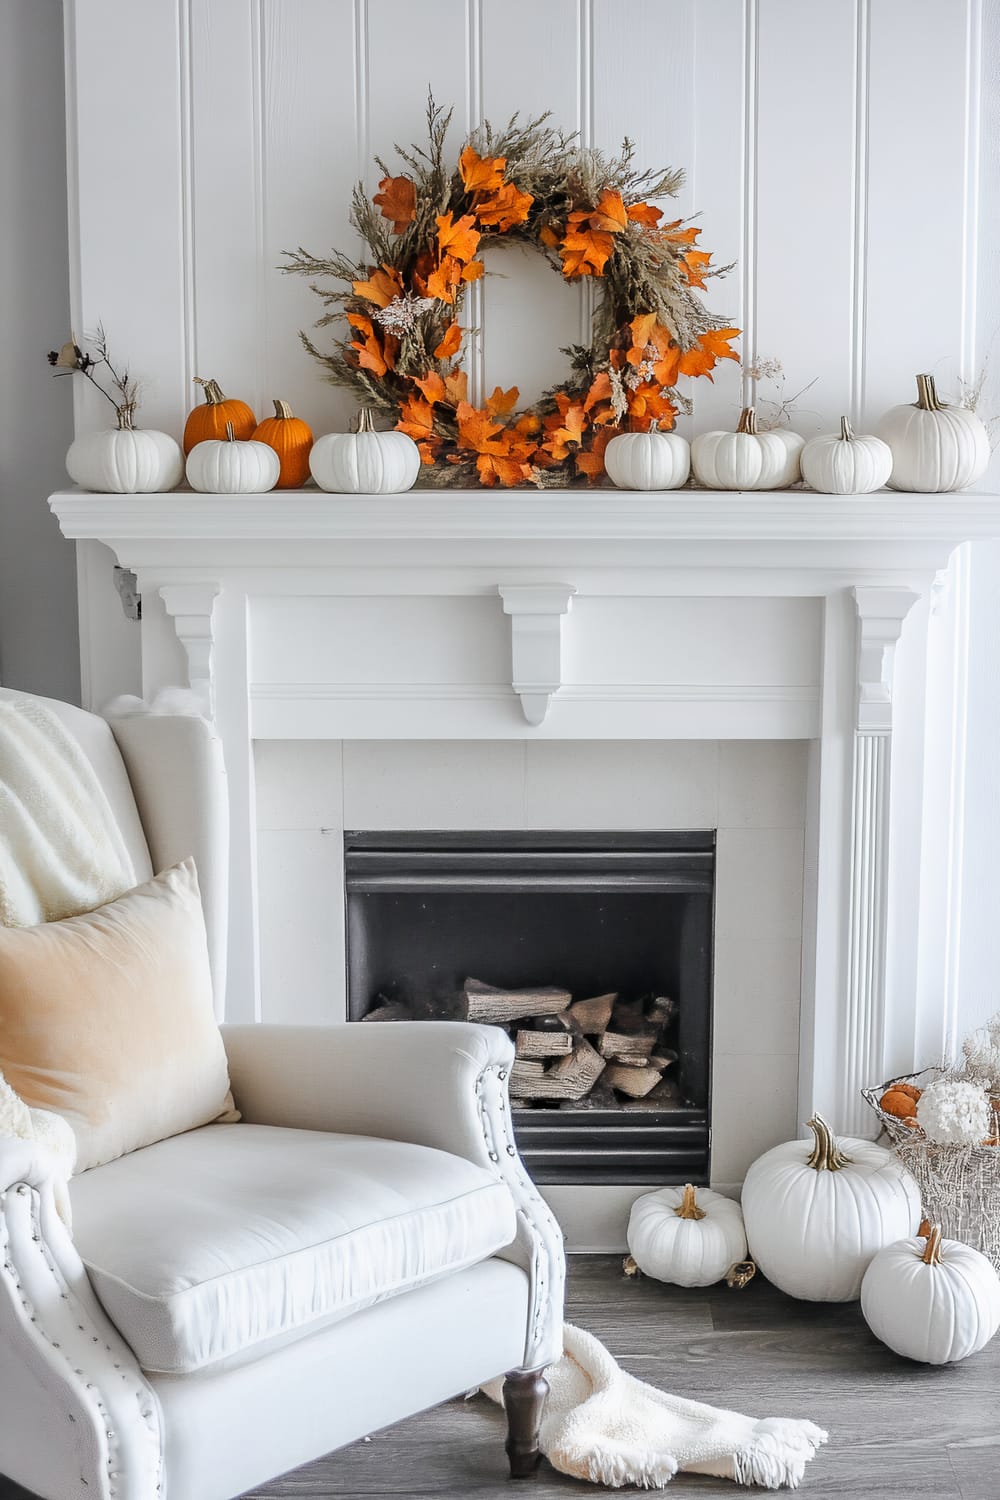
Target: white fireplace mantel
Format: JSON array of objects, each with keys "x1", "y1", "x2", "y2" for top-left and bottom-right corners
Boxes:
[{"x1": 52, "y1": 486, "x2": 1000, "y2": 1143}]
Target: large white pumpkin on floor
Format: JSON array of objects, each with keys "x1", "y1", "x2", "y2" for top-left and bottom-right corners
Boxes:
[
  {"x1": 186, "y1": 422, "x2": 280, "y2": 493},
  {"x1": 310, "y1": 408, "x2": 420, "y2": 494},
  {"x1": 604, "y1": 422, "x2": 690, "y2": 491},
  {"x1": 66, "y1": 418, "x2": 183, "y2": 493},
  {"x1": 877, "y1": 373, "x2": 990, "y2": 492},
  {"x1": 800, "y1": 417, "x2": 892, "y2": 495},
  {"x1": 690, "y1": 407, "x2": 804, "y2": 491},
  {"x1": 861, "y1": 1225, "x2": 1000, "y2": 1364},
  {"x1": 627, "y1": 1183, "x2": 747, "y2": 1288},
  {"x1": 741, "y1": 1115, "x2": 921, "y2": 1302}
]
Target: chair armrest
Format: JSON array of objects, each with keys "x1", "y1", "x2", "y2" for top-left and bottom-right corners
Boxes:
[
  {"x1": 222, "y1": 1022, "x2": 565, "y2": 1368},
  {"x1": 0, "y1": 1139, "x2": 162, "y2": 1500}
]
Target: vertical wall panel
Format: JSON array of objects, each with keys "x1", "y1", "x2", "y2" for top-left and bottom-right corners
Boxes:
[
  {"x1": 261, "y1": 0, "x2": 358, "y2": 430},
  {"x1": 864, "y1": 0, "x2": 972, "y2": 422},
  {"x1": 754, "y1": 0, "x2": 859, "y2": 433}
]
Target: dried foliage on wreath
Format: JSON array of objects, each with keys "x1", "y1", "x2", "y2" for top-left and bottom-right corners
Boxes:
[{"x1": 283, "y1": 98, "x2": 739, "y2": 487}]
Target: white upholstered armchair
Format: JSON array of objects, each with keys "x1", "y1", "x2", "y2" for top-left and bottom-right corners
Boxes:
[{"x1": 0, "y1": 690, "x2": 565, "y2": 1500}]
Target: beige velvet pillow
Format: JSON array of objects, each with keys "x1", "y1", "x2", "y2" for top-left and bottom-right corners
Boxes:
[{"x1": 0, "y1": 859, "x2": 239, "y2": 1171}]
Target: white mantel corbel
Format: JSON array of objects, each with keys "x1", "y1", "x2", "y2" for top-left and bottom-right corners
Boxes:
[
  {"x1": 842, "y1": 584, "x2": 920, "y2": 1133},
  {"x1": 158, "y1": 583, "x2": 221, "y2": 718},
  {"x1": 498, "y1": 583, "x2": 576, "y2": 725}
]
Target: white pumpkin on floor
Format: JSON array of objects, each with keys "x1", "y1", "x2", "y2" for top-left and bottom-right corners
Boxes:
[
  {"x1": 861, "y1": 1225, "x2": 1000, "y2": 1364},
  {"x1": 741, "y1": 1115, "x2": 921, "y2": 1302},
  {"x1": 627, "y1": 1183, "x2": 747, "y2": 1288}
]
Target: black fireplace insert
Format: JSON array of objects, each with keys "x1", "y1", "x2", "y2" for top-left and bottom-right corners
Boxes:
[{"x1": 344, "y1": 830, "x2": 714, "y2": 1184}]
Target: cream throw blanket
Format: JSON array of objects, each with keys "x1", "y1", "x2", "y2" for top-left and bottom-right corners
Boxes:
[
  {"x1": 484, "y1": 1323, "x2": 827, "y2": 1489},
  {"x1": 0, "y1": 695, "x2": 135, "y2": 927}
]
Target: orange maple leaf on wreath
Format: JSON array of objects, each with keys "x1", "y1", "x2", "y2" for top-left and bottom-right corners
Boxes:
[
  {"x1": 661, "y1": 219, "x2": 701, "y2": 247},
  {"x1": 346, "y1": 312, "x2": 396, "y2": 377},
  {"x1": 626, "y1": 313, "x2": 658, "y2": 365},
  {"x1": 443, "y1": 369, "x2": 469, "y2": 406},
  {"x1": 625, "y1": 381, "x2": 677, "y2": 427},
  {"x1": 396, "y1": 394, "x2": 440, "y2": 464},
  {"x1": 435, "y1": 211, "x2": 481, "y2": 264},
  {"x1": 681, "y1": 249, "x2": 713, "y2": 289},
  {"x1": 678, "y1": 326, "x2": 740, "y2": 380},
  {"x1": 626, "y1": 201, "x2": 663, "y2": 228},
  {"x1": 473, "y1": 181, "x2": 534, "y2": 232},
  {"x1": 575, "y1": 426, "x2": 616, "y2": 482},
  {"x1": 559, "y1": 213, "x2": 615, "y2": 278},
  {"x1": 541, "y1": 394, "x2": 589, "y2": 461},
  {"x1": 455, "y1": 401, "x2": 537, "y2": 488},
  {"x1": 588, "y1": 188, "x2": 628, "y2": 234},
  {"x1": 485, "y1": 385, "x2": 520, "y2": 417},
  {"x1": 414, "y1": 370, "x2": 447, "y2": 405},
  {"x1": 373, "y1": 176, "x2": 417, "y2": 234},
  {"x1": 433, "y1": 322, "x2": 463, "y2": 360},
  {"x1": 459, "y1": 146, "x2": 506, "y2": 196},
  {"x1": 351, "y1": 264, "x2": 404, "y2": 308}
]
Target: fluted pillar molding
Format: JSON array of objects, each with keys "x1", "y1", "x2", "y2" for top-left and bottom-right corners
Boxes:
[{"x1": 842, "y1": 585, "x2": 920, "y2": 1134}]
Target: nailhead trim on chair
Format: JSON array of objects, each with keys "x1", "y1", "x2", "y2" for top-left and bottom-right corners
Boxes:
[
  {"x1": 473, "y1": 1066, "x2": 565, "y2": 1369},
  {"x1": 1, "y1": 1182, "x2": 163, "y2": 1499}
]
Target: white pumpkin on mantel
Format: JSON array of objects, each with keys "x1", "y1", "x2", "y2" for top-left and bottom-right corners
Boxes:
[
  {"x1": 877, "y1": 373, "x2": 990, "y2": 492},
  {"x1": 310, "y1": 408, "x2": 421, "y2": 494},
  {"x1": 66, "y1": 416, "x2": 183, "y2": 494},
  {"x1": 604, "y1": 421, "x2": 690, "y2": 491},
  {"x1": 800, "y1": 417, "x2": 892, "y2": 496},
  {"x1": 186, "y1": 422, "x2": 280, "y2": 494},
  {"x1": 690, "y1": 407, "x2": 804, "y2": 491},
  {"x1": 627, "y1": 1183, "x2": 747, "y2": 1288},
  {"x1": 741, "y1": 1115, "x2": 921, "y2": 1302},
  {"x1": 861, "y1": 1225, "x2": 1000, "y2": 1364}
]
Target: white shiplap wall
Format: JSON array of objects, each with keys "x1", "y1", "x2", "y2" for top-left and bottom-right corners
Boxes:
[{"x1": 64, "y1": 0, "x2": 1000, "y2": 1040}]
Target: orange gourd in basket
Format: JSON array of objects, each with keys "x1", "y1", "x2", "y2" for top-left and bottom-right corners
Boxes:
[
  {"x1": 880, "y1": 1086, "x2": 921, "y2": 1120},
  {"x1": 183, "y1": 377, "x2": 256, "y2": 454},
  {"x1": 252, "y1": 400, "x2": 314, "y2": 488}
]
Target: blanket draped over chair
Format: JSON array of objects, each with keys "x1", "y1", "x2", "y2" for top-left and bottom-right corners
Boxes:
[
  {"x1": 0, "y1": 695, "x2": 135, "y2": 927},
  {"x1": 483, "y1": 1322, "x2": 828, "y2": 1490}
]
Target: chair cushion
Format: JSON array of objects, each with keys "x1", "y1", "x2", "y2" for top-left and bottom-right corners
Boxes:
[{"x1": 70, "y1": 1122, "x2": 517, "y2": 1375}]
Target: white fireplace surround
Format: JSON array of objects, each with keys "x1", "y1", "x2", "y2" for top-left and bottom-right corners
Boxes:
[{"x1": 52, "y1": 486, "x2": 1000, "y2": 1242}]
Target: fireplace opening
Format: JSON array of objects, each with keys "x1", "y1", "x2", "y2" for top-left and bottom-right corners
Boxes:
[{"x1": 344, "y1": 831, "x2": 714, "y2": 1184}]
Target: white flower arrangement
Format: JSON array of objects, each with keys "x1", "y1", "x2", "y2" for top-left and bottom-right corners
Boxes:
[{"x1": 915, "y1": 1078, "x2": 992, "y2": 1146}]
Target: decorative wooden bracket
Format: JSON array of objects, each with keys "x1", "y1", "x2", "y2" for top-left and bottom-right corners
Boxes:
[
  {"x1": 852, "y1": 586, "x2": 920, "y2": 733},
  {"x1": 159, "y1": 583, "x2": 221, "y2": 717},
  {"x1": 498, "y1": 583, "x2": 576, "y2": 725}
]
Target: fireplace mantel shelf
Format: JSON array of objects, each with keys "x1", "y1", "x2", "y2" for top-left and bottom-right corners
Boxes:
[{"x1": 49, "y1": 487, "x2": 1000, "y2": 545}]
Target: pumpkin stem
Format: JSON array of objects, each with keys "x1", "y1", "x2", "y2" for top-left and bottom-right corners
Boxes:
[
  {"x1": 648, "y1": 419, "x2": 660, "y2": 434},
  {"x1": 805, "y1": 1114, "x2": 852, "y2": 1171},
  {"x1": 224, "y1": 421, "x2": 236, "y2": 443},
  {"x1": 675, "y1": 1183, "x2": 707, "y2": 1221},
  {"x1": 115, "y1": 402, "x2": 136, "y2": 432},
  {"x1": 921, "y1": 1224, "x2": 944, "y2": 1265},
  {"x1": 356, "y1": 407, "x2": 376, "y2": 434},
  {"x1": 736, "y1": 406, "x2": 758, "y2": 435},
  {"x1": 194, "y1": 377, "x2": 227, "y2": 406},
  {"x1": 839, "y1": 416, "x2": 854, "y2": 442},
  {"x1": 915, "y1": 373, "x2": 942, "y2": 412},
  {"x1": 272, "y1": 399, "x2": 294, "y2": 420}
]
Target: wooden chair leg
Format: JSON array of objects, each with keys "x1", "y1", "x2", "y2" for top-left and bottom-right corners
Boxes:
[{"x1": 503, "y1": 1368, "x2": 549, "y2": 1478}]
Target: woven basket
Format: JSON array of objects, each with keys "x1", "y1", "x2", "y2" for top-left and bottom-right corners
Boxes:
[{"x1": 863, "y1": 1068, "x2": 1000, "y2": 1271}]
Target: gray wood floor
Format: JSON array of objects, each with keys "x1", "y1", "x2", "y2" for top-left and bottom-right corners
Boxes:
[
  {"x1": 244, "y1": 1255, "x2": 1000, "y2": 1500},
  {"x1": 3, "y1": 1255, "x2": 997, "y2": 1499}
]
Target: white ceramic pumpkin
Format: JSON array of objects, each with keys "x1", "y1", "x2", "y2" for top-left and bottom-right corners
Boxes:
[
  {"x1": 627, "y1": 1183, "x2": 747, "y2": 1288},
  {"x1": 877, "y1": 373, "x2": 990, "y2": 492},
  {"x1": 66, "y1": 418, "x2": 183, "y2": 493},
  {"x1": 800, "y1": 417, "x2": 892, "y2": 496},
  {"x1": 691, "y1": 407, "x2": 804, "y2": 491},
  {"x1": 741, "y1": 1115, "x2": 921, "y2": 1302},
  {"x1": 604, "y1": 421, "x2": 690, "y2": 491},
  {"x1": 185, "y1": 422, "x2": 280, "y2": 494},
  {"x1": 861, "y1": 1225, "x2": 1000, "y2": 1364},
  {"x1": 310, "y1": 408, "x2": 420, "y2": 494}
]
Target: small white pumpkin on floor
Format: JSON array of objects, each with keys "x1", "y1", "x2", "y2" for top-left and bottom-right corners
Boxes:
[
  {"x1": 603, "y1": 421, "x2": 690, "y2": 491},
  {"x1": 800, "y1": 417, "x2": 892, "y2": 495},
  {"x1": 861, "y1": 1224, "x2": 1000, "y2": 1364},
  {"x1": 742, "y1": 1114, "x2": 921, "y2": 1302},
  {"x1": 310, "y1": 407, "x2": 420, "y2": 493},
  {"x1": 690, "y1": 407, "x2": 804, "y2": 491},
  {"x1": 877, "y1": 372, "x2": 990, "y2": 492},
  {"x1": 186, "y1": 421, "x2": 280, "y2": 493},
  {"x1": 626, "y1": 1183, "x2": 747, "y2": 1288}
]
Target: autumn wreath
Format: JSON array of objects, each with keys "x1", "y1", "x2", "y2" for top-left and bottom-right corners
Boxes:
[{"x1": 284, "y1": 100, "x2": 739, "y2": 487}]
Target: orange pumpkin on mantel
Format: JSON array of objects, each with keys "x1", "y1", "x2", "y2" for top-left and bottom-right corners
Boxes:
[
  {"x1": 252, "y1": 399, "x2": 314, "y2": 488},
  {"x1": 183, "y1": 377, "x2": 256, "y2": 454}
]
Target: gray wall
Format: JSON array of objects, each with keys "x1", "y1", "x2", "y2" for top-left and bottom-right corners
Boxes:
[{"x1": 0, "y1": 0, "x2": 78, "y2": 702}]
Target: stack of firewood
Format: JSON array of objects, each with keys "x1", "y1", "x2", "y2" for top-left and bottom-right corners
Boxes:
[{"x1": 463, "y1": 978, "x2": 678, "y2": 1105}]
